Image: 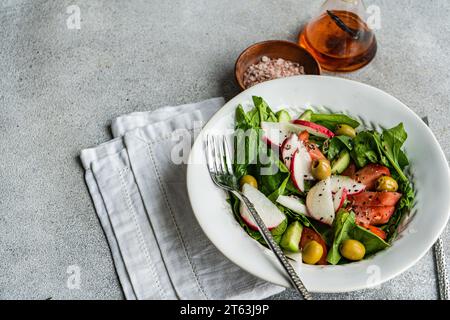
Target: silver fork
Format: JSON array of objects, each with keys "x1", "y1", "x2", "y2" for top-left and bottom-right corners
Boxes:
[
  {"x1": 205, "y1": 134, "x2": 312, "y2": 300},
  {"x1": 423, "y1": 116, "x2": 449, "y2": 300}
]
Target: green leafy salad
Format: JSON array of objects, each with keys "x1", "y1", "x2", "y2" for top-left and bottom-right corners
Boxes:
[{"x1": 230, "y1": 96, "x2": 414, "y2": 265}]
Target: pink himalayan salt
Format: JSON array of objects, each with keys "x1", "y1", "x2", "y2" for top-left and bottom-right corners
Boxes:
[{"x1": 243, "y1": 56, "x2": 305, "y2": 89}]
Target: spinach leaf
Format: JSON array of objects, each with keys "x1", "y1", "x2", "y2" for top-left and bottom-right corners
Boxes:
[
  {"x1": 256, "y1": 146, "x2": 294, "y2": 201},
  {"x1": 350, "y1": 123, "x2": 410, "y2": 181},
  {"x1": 376, "y1": 123, "x2": 409, "y2": 181},
  {"x1": 350, "y1": 131, "x2": 379, "y2": 167},
  {"x1": 260, "y1": 170, "x2": 287, "y2": 197},
  {"x1": 252, "y1": 96, "x2": 278, "y2": 124},
  {"x1": 235, "y1": 104, "x2": 252, "y2": 129},
  {"x1": 233, "y1": 127, "x2": 260, "y2": 179},
  {"x1": 235, "y1": 96, "x2": 278, "y2": 131},
  {"x1": 280, "y1": 207, "x2": 332, "y2": 244},
  {"x1": 382, "y1": 124, "x2": 409, "y2": 166},
  {"x1": 335, "y1": 135, "x2": 353, "y2": 150},
  {"x1": 350, "y1": 225, "x2": 390, "y2": 255},
  {"x1": 248, "y1": 109, "x2": 261, "y2": 128},
  {"x1": 383, "y1": 179, "x2": 415, "y2": 242},
  {"x1": 234, "y1": 164, "x2": 248, "y2": 181},
  {"x1": 259, "y1": 149, "x2": 289, "y2": 197},
  {"x1": 268, "y1": 175, "x2": 291, "y2": 202},
  {"x1": 282, "y1": 207, "x2": 311, "y2": 227},
  {"x1": 309, "y1": 220, "x2": 334, "y2": 246},
  {"x1": 327, "y1": 210, "x2": 355, "y2": 264},
  {"x1": 276, "y1": 157, "x2": 290, "y2": 173},
  {"x1": 233, "y1": 96, "x2": 293, "y2": 184},
  {"x1": 309, "y1": 136, "x2": 326, "y2": 148},
  {"x1": 370, "y1": 131, "x2": 391, "y2": 168},
  {"x1": 327, "y1": 210, "x2": 390, "y2": 265},
  {"x1": 310, "y1": 113, "x2": 360, "y2": 129},
  {"x1": 270, "y1": 218, "x2": 288, "y2": 244},
  {"x1": 285, "y1": 179, "x2": 304, "y2": 196},
  {"x1": 325, "y1": 135, "x2": 353, "y2": 160},
  {"x1": 234, "y1": 103, "x2": 263, "y2": 178},
  {"x1": 234, "y1": 97, "x2": 282, "y2": 180}
]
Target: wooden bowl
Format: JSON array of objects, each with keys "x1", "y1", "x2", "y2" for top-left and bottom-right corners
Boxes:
[{"x1": 235, "y1": 40, "x2": 321, "y2": 91}]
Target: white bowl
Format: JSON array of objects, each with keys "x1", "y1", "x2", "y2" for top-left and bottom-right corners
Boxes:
[{"x1": 186, "y1": 76, "x2": 450, "y2": 292}]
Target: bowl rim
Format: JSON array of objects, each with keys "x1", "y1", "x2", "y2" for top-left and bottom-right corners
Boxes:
[
  {"x1": 234, "y1": 39, "x2": 322, "y2": 91},
  {"x1": 187, "y1": 75, "x2": 450, "y2": 292}
]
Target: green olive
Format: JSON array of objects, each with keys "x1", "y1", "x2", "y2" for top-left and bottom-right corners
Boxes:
[
  {"x1": 340, "y1": 239, "x2": 366, "y2": 261},
  {"x1": 311, "y1": 159, "x2": 332, "y2": 180},
  {"x1": 302, "y1": 240, "x2": 323, "y2": 265},
  {"x1": 239, "y1": 175, "x2": 258, "y2": 189},
  {"x1": 376, "y1": 176, "x2": 398, "y2": 192},
  {"x1": 335, "y1": 124, "x2": 356, "y2": 138}
]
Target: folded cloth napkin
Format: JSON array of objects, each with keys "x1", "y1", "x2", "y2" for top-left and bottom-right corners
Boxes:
[{"x1": 80, "y1": 97, "x2": 284, "y2": 300}]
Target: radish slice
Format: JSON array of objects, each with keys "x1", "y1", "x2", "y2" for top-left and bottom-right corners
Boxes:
[
  {"x1": 239, "y1": 184, "x2": 286, "y2": 230},
  {"x1": 292, "y1": 120, "x2": 335, "y2": 139},
  {"x1": 276, "y1": 195, "x2": 307, "y2": 215},
  {"x1": 281, "y1": 133, "x2": 301, "y2": 169},
  {"x1": 290, "y1": 143, "x2": 313, "y2": 192},
  {"x1": 333, "y1": 188, "x2": 348, "y2": 212},
  {"x1": 261, "y1": 121, "x2": 305, "y2": 148},
  {"x1": 330, "y1": 175, "x2": 365, "y2": 195},
  {"x1": 306, "y1": 177, "x2": 335, "y2": 225}
]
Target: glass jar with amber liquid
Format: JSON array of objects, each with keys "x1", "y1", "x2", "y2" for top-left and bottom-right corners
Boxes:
[{"x1": 299, "y1": 0, "x2": 377, "y2": 72}]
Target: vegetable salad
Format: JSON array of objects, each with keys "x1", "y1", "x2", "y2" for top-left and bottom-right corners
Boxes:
[{"x1": 230, "y1": 96, "x2": 414, "y2": 265}]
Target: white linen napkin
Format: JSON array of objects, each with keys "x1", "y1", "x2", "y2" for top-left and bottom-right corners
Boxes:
[{"x1": 80, "y1": 98, "x2": 284, "y2": 300}]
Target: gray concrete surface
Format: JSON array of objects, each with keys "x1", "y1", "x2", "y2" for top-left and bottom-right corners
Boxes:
[{"x1": 0, "y1": 0, "x2": 449, "y2": 300}]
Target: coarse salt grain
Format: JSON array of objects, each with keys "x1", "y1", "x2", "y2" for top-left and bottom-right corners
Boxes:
[{"x1": 243, "y1": 56, "x2": 305, "y2": 88}]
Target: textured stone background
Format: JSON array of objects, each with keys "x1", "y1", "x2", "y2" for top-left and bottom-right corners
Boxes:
[{"x1": 0, "y1": 0, "x2": 448, "y2": 299}]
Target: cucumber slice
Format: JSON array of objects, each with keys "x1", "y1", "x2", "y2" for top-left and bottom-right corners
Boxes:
[
  {"x1": 298, "y1": 109, "x2": 313, "y2": 121},
  {"x1": 280, "y1": 221, "x2": 303, "y2": 252},
  {"x1": 276, "y1": 110, "x2": 291, "y2": 122},
  {"x1": 331, "y1": 149, "x2": 351, "y2": 174}
]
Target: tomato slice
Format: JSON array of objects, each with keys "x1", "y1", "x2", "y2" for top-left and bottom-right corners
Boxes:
[
  {"x1": 348, "y1": 191, "x2": 402, "y2": 207},
  {"x1": 304, "y1": 142, "x2": 326, "y2": 161},
  {"x1": 297, "y1": 130, "x2": 326, "y2": 162},
  {"x1": 298, "y1": 130, "x2": 310, "y2": 142},
  {"x1": 352, "y1": 205, "x2": 396, "y2": 226},
  {"x1": 365, "y1": 225, "x2": 387, "y2": 240},
  {"x1": 342, "y1": 162, "x2": 356, "y2": 177},
  {"x1": 300, "y1": 227, "x2": 328, "y2": 265},
  {"x1": 352, "y1": 164, "x2": 391, "y2": 190}
]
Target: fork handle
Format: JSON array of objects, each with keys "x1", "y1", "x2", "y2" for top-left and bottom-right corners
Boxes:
[
  {"x1": 237, "y1": 192, "x2": 313, "y2": 300},
  {"x1": 422, "y1": 117, "x2": 449, "y2": 300},
  {"x1": 434, "y1": 236, "x2": 449, "y2": 300}
]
